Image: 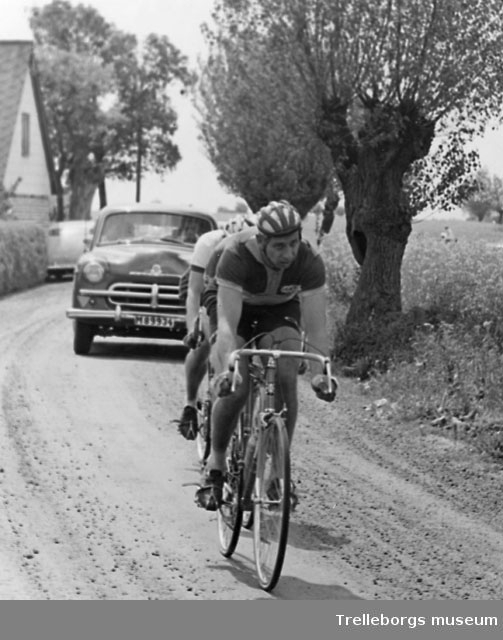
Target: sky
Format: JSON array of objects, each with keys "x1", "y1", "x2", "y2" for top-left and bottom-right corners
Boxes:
[
  {"x1": 0, "y1": 0, "x2": 240, "y2": 211},
  {"x1": 2, "y1": 0, "x2": 503, "y2": 214}
]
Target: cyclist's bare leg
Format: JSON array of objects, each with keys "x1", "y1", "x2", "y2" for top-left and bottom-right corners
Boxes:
[
  {"x1": 259, "y1": 326, "x2": 301, "y2": 442},
  {"x1": 205, "y1": 354, "x2": 250, "y2": 473},
  {"x1": 184, "y1": 340, "x2": 210, "y2": 405}
]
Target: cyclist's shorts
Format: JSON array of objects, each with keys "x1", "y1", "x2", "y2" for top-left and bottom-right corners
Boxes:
[{"x1": 237, "y1": 299, "x2": 301, "y2": 343}]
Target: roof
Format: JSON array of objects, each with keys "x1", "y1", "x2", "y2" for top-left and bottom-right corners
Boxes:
[
  {"x1": 0, "y1": 41, "x2": 56, "y2": 193},
  {"x1": 99, "y1": 202, "x2": 218, "y2": 219}
]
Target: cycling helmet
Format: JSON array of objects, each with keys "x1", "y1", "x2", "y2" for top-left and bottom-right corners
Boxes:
[{"x1": 257, "y1": 200, "x2": 302, "y2": 237}]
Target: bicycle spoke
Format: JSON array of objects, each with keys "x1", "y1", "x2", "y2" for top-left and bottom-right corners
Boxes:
[
  {"x1": 217, "y1": 435, "x2": 243, "y2": 557},
  {"x1": 253, "y1": 417, "x2": 290, "y2": 591},
  {"x1": 196, "y1": 405, "x2": 211, "y2": 463}
]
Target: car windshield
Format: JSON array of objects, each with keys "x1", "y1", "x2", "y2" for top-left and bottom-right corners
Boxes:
[{"x1": 97, "y1": 211, "x2": 212, "y2": 246}]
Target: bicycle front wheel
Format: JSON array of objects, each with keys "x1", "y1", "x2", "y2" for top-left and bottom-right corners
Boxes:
[
  {"x1": 241, "y1": 383, "x2": 263, "y2": 531},
  {"x1": 217, "y1": 432, "x2": 243, "y2": 557},
  {"x1": 253, "y1": 416, "x2": 290, "y2": 592}
]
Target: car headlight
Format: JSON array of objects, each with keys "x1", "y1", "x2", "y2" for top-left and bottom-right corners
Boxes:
[{"x1": 82, "y1": 260, "x2": 105, "y2": 283}]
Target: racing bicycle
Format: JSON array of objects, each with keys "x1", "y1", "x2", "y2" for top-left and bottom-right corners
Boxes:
[{"x1": 216, "y1": 341, "x2": 334, "y2": 592}]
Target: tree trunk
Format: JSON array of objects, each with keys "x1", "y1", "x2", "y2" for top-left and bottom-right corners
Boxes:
[
  {"x1": 55, "y1": 170, "x2": 65, "y2": 221},
  {"x1": 346, "y1": 231, "x2": 406, "y2": 325},
  {"x1": 68, "y1": 179, "x2": 97, "y2": 220},
  {"x1": 98, "y1": 180, "x2": 107, "y2": 209},
  {"x1": 318, "y1": 98, "x2": 435, "y2": 326},
  {"x1": 136, "y1": 126, "x2": 142, "y2": 203},
  {"x1": 56, "y1": 190, "x2": 65, "y2": 222},
  {"x1": 343, "y1": 149, "x2": 413, "y2": 326}
]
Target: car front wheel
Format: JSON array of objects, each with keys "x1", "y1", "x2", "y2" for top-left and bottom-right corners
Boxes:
[{"x1": 73, "y1": 321, "x2": 95, "y2": 355}]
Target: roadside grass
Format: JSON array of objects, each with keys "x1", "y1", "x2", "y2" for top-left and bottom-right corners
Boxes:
[{"x1": 322, "y1": 217, "x2": 503, "y2": 460}]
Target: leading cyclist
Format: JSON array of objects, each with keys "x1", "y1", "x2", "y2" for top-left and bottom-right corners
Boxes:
[{"x1": 195, "y1": 200, "x2": 337, "y2": 510}]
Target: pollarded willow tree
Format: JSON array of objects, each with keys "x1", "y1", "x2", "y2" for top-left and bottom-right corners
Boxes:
[
  {"x1": 200, "y1": 0, "x2": 503, "y2": 325},
  {"x1": 198, "y1": 19, "x2": 333, "y2": 215}
]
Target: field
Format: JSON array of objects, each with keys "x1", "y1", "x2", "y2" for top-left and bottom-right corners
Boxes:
[{"x1": 321, "y1": 215, "x2": 503, "y2": 460}]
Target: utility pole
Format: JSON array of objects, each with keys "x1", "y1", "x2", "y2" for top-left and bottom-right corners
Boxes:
[{"x1": 135, "y1": 123, "x2": 142, "y2": 203}]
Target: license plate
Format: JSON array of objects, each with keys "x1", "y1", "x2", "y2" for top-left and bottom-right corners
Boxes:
[{"x1": 134, "y1": 315, "x2": 177, "y2": 328}]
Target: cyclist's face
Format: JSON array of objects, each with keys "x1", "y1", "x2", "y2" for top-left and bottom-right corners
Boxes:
[{"x1": 261, "y1": 231, "x2": 301, "y2": 269}]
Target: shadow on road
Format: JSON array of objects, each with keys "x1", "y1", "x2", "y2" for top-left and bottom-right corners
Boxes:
[
  {"x1": 271, "y1": 575, "x2": 364, "y2": 600},
  {"x1": 288, "y1": 520, "x2": 351, "y2": 552},
  {"x1": 210, "y1": 553, "x2": 363, "y2": 600}
]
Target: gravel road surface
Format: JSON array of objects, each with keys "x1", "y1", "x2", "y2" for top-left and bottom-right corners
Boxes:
[{"x1": 0, "y1": 280, "x2": 502, "y2": 599}]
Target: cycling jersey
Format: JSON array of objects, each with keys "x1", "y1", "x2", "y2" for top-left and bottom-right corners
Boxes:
[
  {"x1": 216, "y1": 230, "x2": 325, "y2": 305},
  {"x1": 190, "y1": 228, "x2": 227, "y2": 273}
]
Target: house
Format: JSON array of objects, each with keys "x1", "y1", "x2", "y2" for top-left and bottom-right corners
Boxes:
[{"x1": 0, "y1": 40, "x2": 56, "y2": 224}]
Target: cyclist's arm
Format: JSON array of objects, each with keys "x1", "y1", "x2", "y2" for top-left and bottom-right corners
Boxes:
[
  {"x1": 185, "y1": 269, "x2": 205, "y2": 332},
  {"x1": 300, "y1": 288, "x2": 330, "y2": 376},
  {"x1": 211, "y1": 284, "x2": 243, "y2": 374}
]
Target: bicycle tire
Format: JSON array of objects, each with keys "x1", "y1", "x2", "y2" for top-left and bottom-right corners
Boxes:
[
  {"x1": 242, "y1": 435, "x2": 255, "y2": 530},
  {"x1": 241, "y1": 381, "x2": 263, "y2": 530},
  {"x1": 253, "y1": 415, "x2": 291, "y2": 592},
  {"x1": 217, "y1": 431, "x2": 244, "y2": 557},
  {"x1": 196, "y1": 398, "x2": 211, "y2": 464}
]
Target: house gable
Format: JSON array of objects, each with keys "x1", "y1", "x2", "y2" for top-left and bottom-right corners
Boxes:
[
  {"x1": 4, "y1": 67, "x2": 52, "y2": 195},
  {"x1": 0, "y1": 41, "x2": 30, "y2": 186},
  {"x1": 0, "y1": 41, "x2": 56, "y2": 223}
]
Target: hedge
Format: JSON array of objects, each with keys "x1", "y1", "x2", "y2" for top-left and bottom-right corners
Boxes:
[{"x1": 0, "y1": 220, "x2": 48, "y2": 297}]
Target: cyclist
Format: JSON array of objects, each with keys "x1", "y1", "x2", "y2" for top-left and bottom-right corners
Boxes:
[
  {"x1": 317, "y1": 192, "x2": 338, "y2": 246},
  {"x1": 176, "y1": 213, "x2": 256, "y2": 439},
  {"x1": 195, "y1": 200, "x2": 337, "y2": 510}
]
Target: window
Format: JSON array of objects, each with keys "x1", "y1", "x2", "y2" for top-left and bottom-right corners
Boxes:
[{"x1": 21, "y1": 113, "x2": 30, "y2": 157}]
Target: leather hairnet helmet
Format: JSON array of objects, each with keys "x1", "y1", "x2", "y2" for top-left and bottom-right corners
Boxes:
[{"x1": 257, "y1": 200, "x2": 302, "y2": 237}]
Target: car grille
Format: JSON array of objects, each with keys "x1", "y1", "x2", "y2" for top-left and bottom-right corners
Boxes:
[{"x1": 108, "y1": 281, "x2": 184, "y2": 314}]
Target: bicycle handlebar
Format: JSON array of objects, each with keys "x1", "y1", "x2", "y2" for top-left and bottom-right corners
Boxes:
[{"x1": 227, "y1": 348, "x2": 334, "y2": 395}]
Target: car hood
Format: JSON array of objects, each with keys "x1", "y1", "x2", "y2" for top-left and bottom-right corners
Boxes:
[{"x1": 82, "y1": 244, "x2": 192, "y2": 277}]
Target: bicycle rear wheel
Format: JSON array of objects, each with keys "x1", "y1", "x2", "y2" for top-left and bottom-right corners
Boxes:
[
  {"x1": 217, "y1": 432, "x2": 244, "y2": 557},
  {"x1": 253, "y1": 415, "x2": 290, "y2": 592}
]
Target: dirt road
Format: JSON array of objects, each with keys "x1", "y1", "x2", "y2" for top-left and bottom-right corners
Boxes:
[{"x1": 0, "y1": 281, "x2": 502, "y2": 599}]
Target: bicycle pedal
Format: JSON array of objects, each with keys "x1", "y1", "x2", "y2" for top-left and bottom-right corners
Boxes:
[{"x1": 194, "y1": 487, "x2": 221, "y2": 511}]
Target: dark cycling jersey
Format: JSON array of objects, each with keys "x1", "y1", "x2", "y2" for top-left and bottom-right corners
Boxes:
[
  {"x1": 202, "y1": 229, "x2": 325, "y2": 341},
  {"x1": 216, "y1": 230, "x2": 325, "y2": 305}
]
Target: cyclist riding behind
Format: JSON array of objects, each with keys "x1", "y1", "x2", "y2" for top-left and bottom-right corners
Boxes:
[
  {"x1": 196, "y1": 200, "x2": 337, "y2": 510},
  {"x1": 177, "y1": 212, "x2": 256, "y2": 440}
]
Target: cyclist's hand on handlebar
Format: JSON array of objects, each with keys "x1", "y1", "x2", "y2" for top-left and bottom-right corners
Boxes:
[
  {"x1": 311, "y1": 374, "x2": 338, "y2": 402},
  {"x1": 213, "y1": 370, "x2": 242, "y2": 397}
]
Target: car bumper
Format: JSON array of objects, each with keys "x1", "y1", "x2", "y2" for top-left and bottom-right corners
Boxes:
[
  {"x1": 66, "y1": 307, "x2": 186, "y2": 331},
  {"x1": 48, "y1": 264, "x2": 75, "y2": 275}
]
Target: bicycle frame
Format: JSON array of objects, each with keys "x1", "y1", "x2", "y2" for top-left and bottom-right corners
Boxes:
[{"x1": 226, "y1": 346, "x2": 333, "y2": 591}]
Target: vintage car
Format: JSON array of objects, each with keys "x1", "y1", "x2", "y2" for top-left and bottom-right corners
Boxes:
[
  {"x1": 46, "y1": 219, "x2": 95, "y2": 279},
  {"x1": 66, "y1": 203, "x2": 217, "y2": 355}
]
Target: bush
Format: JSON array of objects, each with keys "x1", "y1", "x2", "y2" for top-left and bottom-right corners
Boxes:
[
  {"x1": 322, "y1": 219, "x2": 503, "y2": 459},
  {"x1": 324, "y1": 225, "x2": 503, "y2": 371},
  {"x1": 0, "y1": 221, "x2": 48, "y2": 296},
  {"x1": 332, "y1": 306, "x2": 436, "y2": 378}
]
